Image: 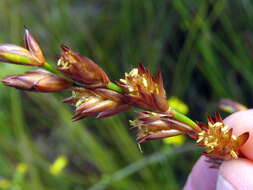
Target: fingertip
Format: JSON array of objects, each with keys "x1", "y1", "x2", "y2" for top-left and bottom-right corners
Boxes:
[
  {"x1": 218, "y1": 158, "x2": 253, "y2": 189},
  {"x1": 224, "y1": 110, "x2": 253, "y2": 160}
]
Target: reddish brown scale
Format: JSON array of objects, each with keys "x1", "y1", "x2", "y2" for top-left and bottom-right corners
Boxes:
[{"x1": 58, "y1": 45, "x2": 110, "y2": 87}]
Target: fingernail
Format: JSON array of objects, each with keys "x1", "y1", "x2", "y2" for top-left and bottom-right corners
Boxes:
[{"x1": 216, "y1": 175, "x2": 235, "y2": 190}]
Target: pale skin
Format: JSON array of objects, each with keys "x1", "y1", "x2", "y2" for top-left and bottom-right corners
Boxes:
[{"x1": 184, "y1": 110, "x2": 253, "y2": 190}]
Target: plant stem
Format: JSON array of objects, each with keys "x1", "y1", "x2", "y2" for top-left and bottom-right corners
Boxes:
[
  {"x1": 106, "y1": 82, "x2": 124, "y2": 93},
  {"x1": 43, "y1": 62, "x2": 61, "y2": 75},
  {"x1": 169, "y1": 108, "x2": 201, "y2": 132}
]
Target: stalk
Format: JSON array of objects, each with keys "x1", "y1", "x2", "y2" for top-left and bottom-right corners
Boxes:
[
  {"x1": 106, "y1": 82, "x2": 124, "y2": 93},
  {"x1": 43, "y1": 62, "x2": 61, "y2": 75},
  {"x1": 42, "y1": 61, "x2": 200, "y2": 133},
  {"x1": 169, "y1": 108, "x2": 201, "y2": 132}
]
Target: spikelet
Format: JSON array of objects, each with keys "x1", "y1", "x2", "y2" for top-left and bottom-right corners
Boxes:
[
  {"x1": 118, "y1": 64, "x2": 168, "y2": 112},
  {"x1": 197, "y1": 113, "x2": 249, "y2": 160}
]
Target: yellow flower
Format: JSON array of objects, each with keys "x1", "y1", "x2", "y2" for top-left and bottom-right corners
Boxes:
[
  {"x1": 0, "y1": 179, "x2": 10, "y2": 189},
  {"x1": 168, "y1": 97, "x2": 189, "y2": 115},
  {"x1": 16, "y1": 163, "x2": 27, "y2": 174},
  {"x1": 49, "y1": 156, "x2": 68, "y2": 176}
]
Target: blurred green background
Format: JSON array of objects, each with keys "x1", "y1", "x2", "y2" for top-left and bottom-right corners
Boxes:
[{"x1": 0, "y1": 0, "x2": 252, "y2": 189}]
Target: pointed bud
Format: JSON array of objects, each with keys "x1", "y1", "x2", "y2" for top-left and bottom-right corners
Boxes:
[
  {"x1": 58, "y1": 45, "x2": 110, "y2": 87},
  {"x1": 24, "y1": 28, "x2": 45, "y2": 65},
  {"x1": 64, "y1": 88, "x2": 131, "y2": 120},
  {"x1": 219, "y1": 99, "x2": 247, "y2": 113},
  {"x1": 0, "y1": 44, "x2": 41, "y2": 66},
  {"x1": 117, "y1": 64, "x2": 168, "y2": 112},
  {"x1": 2, "y1": 70, "x2": 72, "y2": 92}
]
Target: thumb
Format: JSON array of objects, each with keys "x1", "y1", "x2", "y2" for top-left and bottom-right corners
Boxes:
[{"x1": 217, "y1": 158, "x2": 253, "y2": 190}]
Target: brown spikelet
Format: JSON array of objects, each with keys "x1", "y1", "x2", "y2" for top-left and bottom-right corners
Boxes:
[
  {"x1": 58, "y1": 45, "x2": 110, "y2": 87},
  {"x1": 64, "y1": 88, "x2": 131, "y2": 120},
  {"x1": 197, "y1": 113, "x2": 249, "y2": 160},
  {"x1": 2, "y1": 70, "x2": 72, "y2": 92},
  {"x1": 130, "y1": 111, "x2": 196, "y2": 143},
  {"x1": 117, "y1": 64, "x2": 168, "y2": 112}
]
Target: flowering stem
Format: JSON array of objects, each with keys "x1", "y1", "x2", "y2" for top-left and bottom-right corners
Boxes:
[
  {"x1": 43, "y1": 62, "x2": 61, "y2": 75},
  {"x1": 42, "y1": 61, "x2": 200, "y2": 133},
  {"x1": 169, "y1": 108, "x2": 201, "y2": 132}
]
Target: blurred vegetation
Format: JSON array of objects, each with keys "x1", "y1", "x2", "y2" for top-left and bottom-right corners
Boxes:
[{"x1": 0, "y1": 0, "x2": 252, "y2": 189}]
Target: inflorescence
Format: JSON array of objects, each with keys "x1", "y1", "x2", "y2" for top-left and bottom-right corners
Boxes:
[{"x1": 0, "y1": 30, "x2": 249, "y2": 167}]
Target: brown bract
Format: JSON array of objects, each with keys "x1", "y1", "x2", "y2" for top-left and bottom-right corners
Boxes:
[
  {"x1": 197, "y1": 113, "x2": 249, "y2": 160},
  {"x1": 131, "y1": 112, "x2": 195, "y2": 143},
  {"x1": 64, "y1": 88, "x2": 131, "y2": 121},
  {"x1": 58, "y1": 45, "x2": 110, "y2": 87},
  {"x1": 24, "y1": 29, "x2": 45, "y2": 65},
  {"x1": 2, "y1": 70, "x2": 72, "y2": 92},
  {"x1": 117, "y1": 64, "x2": 168, "y2": 113}
]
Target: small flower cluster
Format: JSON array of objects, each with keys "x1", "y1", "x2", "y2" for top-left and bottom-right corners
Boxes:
[
  {"x1": 197, "y1": 113, "x2": 249, "y2": 160},
  {"x1": 0, "y1": 30, "x2": 250, "y2": 166}
]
